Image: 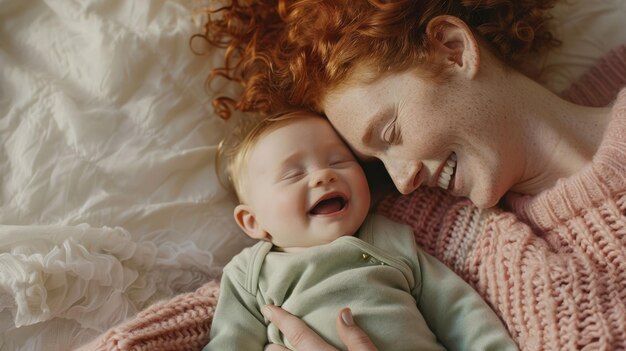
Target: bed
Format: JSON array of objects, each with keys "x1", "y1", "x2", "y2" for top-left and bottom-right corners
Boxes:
[{"x1": 0, "y1": 0, "x2": 624, "y2": 350}]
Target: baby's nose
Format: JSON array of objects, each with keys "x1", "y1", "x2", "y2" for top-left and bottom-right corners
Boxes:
[{"x1": 309, "y1": 169, "x2": 337, "y2": 187}]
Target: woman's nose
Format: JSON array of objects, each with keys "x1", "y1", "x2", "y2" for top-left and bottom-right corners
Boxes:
[
  {"x1": 384, "y1": 158, "x2": 422, "y2": 194},
  {"x1": 309, "y1": 168, "x2": 337, "y2": 187}
]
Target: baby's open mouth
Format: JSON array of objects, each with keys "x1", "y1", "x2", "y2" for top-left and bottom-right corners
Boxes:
[{"x1": 309, "y1": 195, "x2": 347, "y2": 215}]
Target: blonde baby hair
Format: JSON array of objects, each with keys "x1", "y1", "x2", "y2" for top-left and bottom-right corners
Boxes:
[{"x1": 217, "y1": 110, "x2": 319, "y2": 202}]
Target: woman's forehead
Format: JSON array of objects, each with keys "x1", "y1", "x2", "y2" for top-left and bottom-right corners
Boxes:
[
  {"x1": 322, "y1": 94, "x2": 378, "y2": 156},
  {"x1": 323, "y1": 73, "x2": 397, "y2": 126}
]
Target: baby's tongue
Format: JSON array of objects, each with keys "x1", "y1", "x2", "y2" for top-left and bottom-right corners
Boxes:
[{"x1": 311, "y1": 198, "x2": 342, "y2": 215}]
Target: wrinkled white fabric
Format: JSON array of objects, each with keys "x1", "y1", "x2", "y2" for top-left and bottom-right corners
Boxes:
[
  {"x1": 0, "y1": 0, "x2": 253, "y2": 349},
  {"x1": 0, "y1": 0, "x2": 624, "y2": 350},
  {"x1": 0, "y1": 225, "x2": 218, "y2": 327}
]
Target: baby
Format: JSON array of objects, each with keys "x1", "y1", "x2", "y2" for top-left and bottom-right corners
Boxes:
[{"x1": 205, "y1": 111, "x2": 517, "y2": 351}]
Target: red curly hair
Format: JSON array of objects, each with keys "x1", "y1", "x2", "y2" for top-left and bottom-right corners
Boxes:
[{"x1": 193, "y1": 0, "x2": 559, "y2": 120}]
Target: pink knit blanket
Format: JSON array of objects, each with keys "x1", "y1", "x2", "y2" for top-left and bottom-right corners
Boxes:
[{"x1": 78, "y1": 45, "x2": 626, "y2": 351}]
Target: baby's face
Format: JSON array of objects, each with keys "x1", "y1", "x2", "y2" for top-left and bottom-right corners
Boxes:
[{"x1": 239, "y1": 115, "x2": 371, "y2": 251}]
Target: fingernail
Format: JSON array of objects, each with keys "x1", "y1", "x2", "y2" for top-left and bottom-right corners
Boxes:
[
  {"x1": 261, "y1": 305, "x2": 272, "y2": 319},
  {"x1": 341, "y1": 309, "x2": 354, "y2": 326}
]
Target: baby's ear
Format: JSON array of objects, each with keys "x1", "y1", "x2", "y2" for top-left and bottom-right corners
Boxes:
[{"x1": 234, "y1": 204, "x2": 270, "y2": 241}]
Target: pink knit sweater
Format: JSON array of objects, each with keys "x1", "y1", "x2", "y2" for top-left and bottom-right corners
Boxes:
[{"x1": 79, "y1": 46, "x2": 626, "y2": 351}]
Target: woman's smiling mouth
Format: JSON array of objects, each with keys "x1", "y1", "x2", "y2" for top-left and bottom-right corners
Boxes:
[{"x1": 437, "y1": 153, "x2": 457, "y2": 190}]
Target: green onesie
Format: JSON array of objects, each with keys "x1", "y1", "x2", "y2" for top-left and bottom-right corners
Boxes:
[{"x1": 205, "y1": 214, "x2": 517, "y2": 350}]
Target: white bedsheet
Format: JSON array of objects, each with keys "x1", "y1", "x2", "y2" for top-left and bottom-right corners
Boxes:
[
  {"x1": 0, "y1": 0, "x2": 624, "y2": 350},
  {"x1": 0, "y1": 1, "x2": 254, "y2": 349}
]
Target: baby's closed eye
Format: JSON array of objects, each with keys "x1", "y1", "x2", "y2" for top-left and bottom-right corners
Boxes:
[{"x1": 279, "y1": 168, "x2": 305, "y2": 181}]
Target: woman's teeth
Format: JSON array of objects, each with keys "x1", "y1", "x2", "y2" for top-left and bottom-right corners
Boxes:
[{"x1": 437, "y1": 153, "x2": 457, "y2": 190}]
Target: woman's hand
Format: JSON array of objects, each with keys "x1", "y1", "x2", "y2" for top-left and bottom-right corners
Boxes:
[{"x1": 262, "y1": 305, "x2": 378, "y2": 351}]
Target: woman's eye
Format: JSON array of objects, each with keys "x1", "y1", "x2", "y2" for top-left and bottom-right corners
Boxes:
[{"x1": 382, "y1": 120, "x2": 398, "y2": 144}]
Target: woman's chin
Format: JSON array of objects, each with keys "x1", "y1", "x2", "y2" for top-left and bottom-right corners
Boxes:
[
  {"x1": 469, "y1": 188, "x2": 503, "y2": 209},
  {"x1": 472, "y1": 199, "x2": 497, "y2": 209}
]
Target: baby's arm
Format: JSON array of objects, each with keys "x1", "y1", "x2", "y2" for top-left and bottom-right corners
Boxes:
[
  {"x1": 414, "y1": 248, "x2": 518, "y2": 351},
  {"x1": 203, "y1": 266, "x2": 267, "y2": 350}
]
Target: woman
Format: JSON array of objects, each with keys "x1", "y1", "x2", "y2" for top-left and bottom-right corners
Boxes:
[{"x1": 196, "y1": 1, "x2": 626, "y2": 350}]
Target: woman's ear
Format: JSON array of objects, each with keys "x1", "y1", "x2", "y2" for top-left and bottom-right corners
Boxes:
[
  {"x1": 425, "y1": 15, "x2": 480, "y2": 79},
  {"x1": 234, "y1": 204, "x2": 271, "y2": 241}
]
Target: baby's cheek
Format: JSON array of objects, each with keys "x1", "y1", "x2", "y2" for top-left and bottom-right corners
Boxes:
[{"x1": 274, "y1": 190, "x2": 305, "y2": 216}]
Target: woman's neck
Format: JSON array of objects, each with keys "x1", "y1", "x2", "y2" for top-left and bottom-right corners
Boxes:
[{"x1": 506, "y1": 74, "x2": 612, "y2": 195}]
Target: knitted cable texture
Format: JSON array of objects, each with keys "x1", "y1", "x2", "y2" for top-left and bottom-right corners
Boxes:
[
  {"x1": 77, "y1": 281, "x2": 219, "y2": 351},
  {"x1": 77, "y1": 45, "x2": 626, "y2": 351},
  {"x1": 562, "y1": 45, "x2": 626, "y2": 107}
]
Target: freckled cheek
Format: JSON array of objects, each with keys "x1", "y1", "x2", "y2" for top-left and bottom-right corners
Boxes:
[
  {"x1": 393, "y1": 137, "x2": 443, "y2": 160},
  {"x1": 402, "y1": 112, "x2": 449, "y2": 143}
]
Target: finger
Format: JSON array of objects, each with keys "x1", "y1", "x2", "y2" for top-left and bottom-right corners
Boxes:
[
  {"x1": 262, "y1": 305, "x2": 337, "y2": 351},
  {"x1": 336, "y1": 308, "x2": 378, "y2": 351}
]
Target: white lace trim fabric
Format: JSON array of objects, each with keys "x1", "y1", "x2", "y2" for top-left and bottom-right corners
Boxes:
[{"x1": 0, "y1": 225, "x2": 221, "y2": 350}]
